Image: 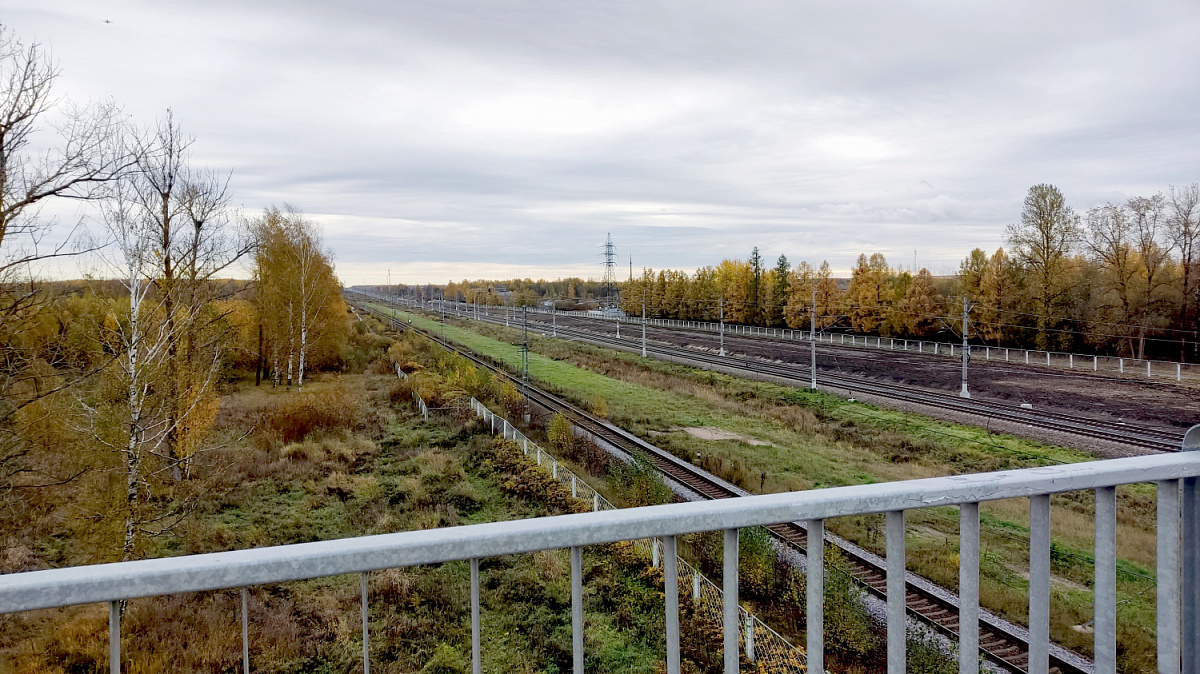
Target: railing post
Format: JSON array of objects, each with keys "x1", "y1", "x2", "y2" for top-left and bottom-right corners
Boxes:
[
  {"x1": 886, "y1": 511, "x2": 905, "y2": 674},
  {"x1": 693, "y1": 572, "x2": 701, "y2": 601},
  {"x1": 471, "y1": 558, "x2": 481, "y2": 674},
  {"x1": 593, "y1": 492, "x2": 600, "y2": 512},
  {"x1": 361, "y1": 572, "x2": 370, "y2": 674},
  {"x1": 1160, "y1": 478, "x2": 1182, "y2": 674},
  {"x1": 959, "y1": 503, "x2": 979, "y2": 674},
  {"x1": 745, "y1": 612, "x2": 755, "y2": 662},
  {"x1": 571, "y1": 546, "x2": 584, "y2": 674},
  {"x1": 724, "y1": 528, "x2": 739, "y2": 673},
  {"x1": 110, "y1": 600, "x2": 120, "y2": 674},
  {"x1": 241, "y1": 587, "x2": 250, "y2": 674},
  {"x1": 807, "y1": 519, "x2": 824, "y2": 674},
  {"x1": 1095, "y1": 486, "x2": 1117, "y2": 674},
  {"x1": 1029, "y1": 494, "x2": 1051, "y2": 674},
  {"x1": 652, "y1": 538, "x2": 659, "y2": 568},
  {"x1": 1182, "y1": 427, "x2": 1200, "y2": 674},
  {"x1": 571, "y1": 475, "x2": 577, "y2": 498},
  {"x1": 664, "y1": 535, "x2": 680, "y2": 674}
]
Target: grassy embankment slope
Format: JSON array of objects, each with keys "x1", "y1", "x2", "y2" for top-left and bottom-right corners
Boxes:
[
  {"x1": 370, "y1": 303, "x2": 1163, "y2": 671},
  {"x1": 2, "y1": 328, "x2": 671, "y2": 674}
]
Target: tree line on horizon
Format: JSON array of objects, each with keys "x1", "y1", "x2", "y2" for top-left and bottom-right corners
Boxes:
[
  {"x1": 617, "y1": 183, "x2": 1199, "y2": 362},
  {"x1": 396, "y1": 183, "x2": 1198, "y2": 362}
]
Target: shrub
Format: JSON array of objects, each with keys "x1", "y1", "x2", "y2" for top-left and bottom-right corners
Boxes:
[
  {"x1": 259, "y1": 387, "x2": 363, "y2": 443},
  {"x1": 419, "y1": 643, "x2": 468, "y2": 674},
  {"x1": 824, "y1": 547, "x2": 878, "y2": 658},
  {"x1": 493, "y1": 378, "x2": 526, "y2": 420},
  {"x1": 547, "y1": 413, "x2": 575, "y2": 455},
  {"x1": 609, "y1": 457, "x2": 673, "y2": 508}
]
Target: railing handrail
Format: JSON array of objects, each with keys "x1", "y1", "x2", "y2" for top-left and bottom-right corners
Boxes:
[{"x1": 4, "y1": 450, "x2": 1199, "y2": 614}]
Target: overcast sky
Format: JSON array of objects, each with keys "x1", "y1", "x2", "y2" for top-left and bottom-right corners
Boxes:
[{"x1": 9, "y1": 1, "x2": 1200, "y2": 283}]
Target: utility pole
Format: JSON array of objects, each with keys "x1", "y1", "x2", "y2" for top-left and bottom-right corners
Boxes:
[
  {"x1": 552, "y1": 300, "x2": 557, "y2": 338},
  {"x1": 522, "y1": 305, "x2": 530, "y2": 382},
  {"x1": 388, "y1": 269, "x2": 395, "y2": 325},
  {"x1": 719, "y1": 296, "x2": 726, "y2": 356},
  {"x1": 810, "y1": 290, "x2": 817, "y2": 390},
  {"x1": 960, "y1": 296, "x2": 972, "y2": 399},
  {"x1": 642, "y1": 293, "x2": 648, "y2": 357},
  {"x1": 616, "y1": 310, "x2": 621, "y2": 339}
]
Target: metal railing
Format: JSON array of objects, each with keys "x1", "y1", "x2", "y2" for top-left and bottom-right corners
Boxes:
[
  {"x1": 373, "y1": 294, "x2": 1198, "y2": 384},
  {"x1": 4, "y1": 425, "x2": 1200, "y2": 673}
]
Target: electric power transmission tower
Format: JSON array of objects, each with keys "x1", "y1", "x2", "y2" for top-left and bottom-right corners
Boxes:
[{"x1": 601, "y1": 233, "x2": 618, "y2": 308}]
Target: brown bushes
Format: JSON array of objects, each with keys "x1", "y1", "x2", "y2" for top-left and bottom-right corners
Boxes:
[{"x1": 258, "y1": 387, "x2": 364, "y2": 444}]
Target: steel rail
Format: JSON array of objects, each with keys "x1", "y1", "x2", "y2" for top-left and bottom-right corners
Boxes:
[
  {"x1": 353, "y1": 300, "x2": 1095, "y2": 674},
  {"x1": 417, "y1": 300, "x2": 1182, "y2": 452}
]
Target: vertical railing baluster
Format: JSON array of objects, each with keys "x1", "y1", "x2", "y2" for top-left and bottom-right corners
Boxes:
[
  {"x1": 745, "y1": 613, "x2": 755, "y2": 662},
  {"x1": 1029, "y1": 494, "x2": 1051, "y2": 674},
  {"x1": 361, "y1": 572, "x2": 370, "y2": 674},
  {"x1": 724, "y1": 528, "x2": 739, "y2": 673},
  {"x1": 807, "y1": 518, "x2": 824, "y2": 674},
  {"x1": 1182, "y1": 427, "x2": 1200, "y2": 672},
  {"x1": 1159, "y1": 479, "x2": 1181, "y2": 674},
  {"x1": 571, "y1": 546, "x2": 584, "y2": 674},
  {"x1": 470, "y1": 559, "x2": 481, "y2": 674},
  {"x1": 109, "y1": 600, "x2": 120, "y2": 674},
  {"x1": 664, "y1": 535, "x2": 680, "y2": 674},
  {"x1": 886, "y1": 510, "x2": 905, "y2": 674},
  {"x1": 1094, "y1": 486, "x2": 1117, "y2": 674},
  {"x1": 958, "y1": 503, "x2": 979, "y2": 674},
  {"x1": 241, "y1": 587, "x2": 250, "y2": 674}
]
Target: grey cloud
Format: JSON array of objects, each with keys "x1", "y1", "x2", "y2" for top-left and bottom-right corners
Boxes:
[{"x1": 8, "y1": 0, "x2": 1200, "y2": 282}]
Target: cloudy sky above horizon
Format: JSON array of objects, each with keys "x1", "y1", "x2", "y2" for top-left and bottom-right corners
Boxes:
[{"x1": 9, "y1": 1, "x2": 1200, "y2": 283}]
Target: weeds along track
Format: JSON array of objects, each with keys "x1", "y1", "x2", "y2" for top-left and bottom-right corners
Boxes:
[
  {"x1": 351, "y1": 298, "x2": 1093, "y2": 674},
  {"x1": 414, "y1": 299, "x2": 1181, "y2": 453}
]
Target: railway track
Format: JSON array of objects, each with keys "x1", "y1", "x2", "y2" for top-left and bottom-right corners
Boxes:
[
  {"x1": 351, "y1": 299, "x2": 1094, "y2": 674},
  {"x1": 549, "y1": 322, "x2": 1182, "y2": 452},
  {"x1": 370, "y1": 295, "x2": 1182, "y2": 453}
]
